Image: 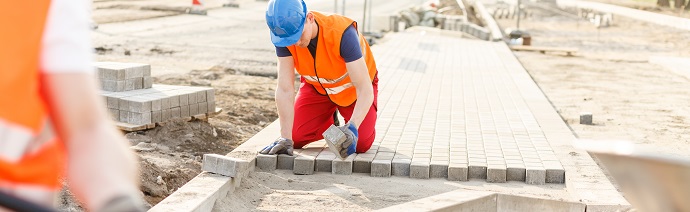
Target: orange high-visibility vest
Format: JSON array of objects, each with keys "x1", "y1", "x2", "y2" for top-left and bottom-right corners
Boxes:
[
  {"x1": 287, "y1": 11, "x2": 377, "y2": 107},
  {"x1": 0, "y1": 0, "x2": 67, "y2": 190}
]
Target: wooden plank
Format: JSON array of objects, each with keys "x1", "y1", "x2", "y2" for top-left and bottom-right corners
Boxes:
[
  {"x1": 509, "y1": 45, "x2": 578, "y2": 56},
  {"x1": 117, "y1": 108, "x2": 223, "y2": 132}
]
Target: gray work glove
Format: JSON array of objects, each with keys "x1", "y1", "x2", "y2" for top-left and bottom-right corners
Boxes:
[{"x1": 259, "y1": 138, "x2": 294, "y2": 156}]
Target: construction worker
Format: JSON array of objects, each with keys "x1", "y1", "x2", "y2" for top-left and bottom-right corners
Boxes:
[
  {"x1": 0, "y1": 0, "x2": 144, "y2": 211},
  {"x1": 260, "y1": 0, "x2": 379, "y2": 158}
]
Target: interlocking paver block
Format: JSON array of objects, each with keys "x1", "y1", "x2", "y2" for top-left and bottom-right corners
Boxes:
[
  {"x1": 171, "y1": 107, "x2": 181, "y2": 119},
  {"x1": 371, "y1": 152, "x2": 395, "y2": 177},
  {"x1": 199, "y1": 102, "x2": 208, "y2": 114},
  {"x1": 410, "y1": 160, "x2": 430, "y2": 179},
  {"x1": 293, "y1": 148, "x2": 320, "y2": 175},
  {"x1": 332, "y1": 154, "x2": 356, "y2": 175},
  {"x1": 188, "y1": 91, "x2": 198, "y2": 104},
  {"x1": 468, "y1": 165, "x2": 487, "y2": 179},
  {"x1": 391, "y1": 156, "x2": 411, "y2": 176},
  {"x1": 179, "y1": 93, "x2": 189, "y2": 106},
  {"x1": 144, "y1": 76, "x2": 153, "y2": 88},
  {"x1": 544, "y1": 161, "x2": 565, "y2": 183},
  {"x1": 256, "y1": 154, "x2": 277, "y2": 171},
  {"x1": 429, "y1": 161, "x2": 449, "y2": 178},
  {"x1": 129, "y1": 112, "x2": 151, "y2": 125},
  {"x1": 151, "y1": 110, "x2": 161, "y2": 123},
  {"x1": 526, "y1": 167, "x2": 546, "y2": 185},
  {"x1": 197, "y1": 90, "x2": 207, "y2": 102},
  {"x1": 507, "y1": 166, "x2": 526, "y2": 182},
  {"x1": 180, "y1": 105, "x2": 190, "y2": 117},
  {"x1": 189, "y1": 103, "x2": 199, "y2": 116},
  {"x1": 202, "y1": 154, "x2": 247, "y2": 177},
  {"x1": 448, "y1": 163, "x2": 468, "y2": 181},
  {"x1": 353, "y1": 153, "x2": 376, "y2": 173},
  {"x1": 316, "y1": 150, "x2": 336, "y2": 172},
  {"x1": 487, "y1": 164, "x2": 507, "y2": 183},
  {"x1": 277, "y1": 154, "x2": 295, "y2": 170}
]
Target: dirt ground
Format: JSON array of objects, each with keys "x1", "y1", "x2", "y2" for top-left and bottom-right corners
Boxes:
[{"x1": 496, "y1": 3, "x2": 690, "y2": 158}]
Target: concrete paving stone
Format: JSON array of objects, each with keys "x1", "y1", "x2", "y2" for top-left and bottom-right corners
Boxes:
[
  {"x1": 124, "y1": 79, "x2": 136, "y2": 91},
  {"x1": 206, "y1": 89, "x2": 215, "y2": 102},
  {"x1": 371, "y1": 160, "x2": 391, "y2": 177},
  {"x1": 179, "y1": 93, "x2": 189, "y2": 106},
  {"x1": 155, "y1": 95, "x2": 168, "y2": 110},
  {"x1": 129, "y1": 112, "x2": 151, "y2": 125},
  {"x1": 429, "y1": 161, "x2": 449, "y2": 178},
  {"x1": 118, "y1": 111, "x2": 129, "y2": 123},
  {"x1": 108, "y1": 109, "x2": 119, "y2": 120},
  {"x1": 507, "y1": 164, "x2": 526, "y2": 181},
  {"x1": 162, "y1": 109, "x2": 171, "y2": 121},
  {"x1": 143, "y1": 76, "x2": 153, "y2": 88},
  {"x1": 543, "y1": 161, "x2": 565, "y2": 183},
  {"x1": 353, "y1": 153, "x2": 376, "y2": 173},
  {"x1": 189, "y1": 103, "x2": 199, "y2": 116},
  {"x1": 188, "y1": 91, "x2": 198, "y2": 104},
  {"x1": 134, "y1": 77, "x2": 143, "y2": 90},
  {"x1": 448, "y1": 163, "x2": 468, "y2": 181},
  {"x1": 468, "y1": 165, "x2": 488, "y2": 179},
  {"x1": 150, "y1": 97, "x2": 161, "y2": 111},
  {"x1": 316, "y1": 151, "x2": 336, "y2": 172},
  {"x1": 118, "y1": 98, "x2": 129, "y2": 111},
  {"x1": 180, "y1": 105, "x2": 190, "y2": 117},
  {"x1": 171, "y1": 107, "x2": 181, "y2": 119},
  {"x1": 526, "y1": 167, "x2": 546, "y2": 185},
  {"x1": 199, "y1": 102, "x2": 208, "y2": 114},
  {"x1": 101, "y1": 80, "x2": 124, "y2": 92},
  {"x1": 126, "y1": 97, "x2": 151, "y2": 113},
  {"x1": 410, "y1": 161, "x2": 430, "y2": 179},
  {"x1": 197, "y1": 90, "x2": 207, "y2": 102},
  {"x1": 487, "y1": 165, "x2": 507, "y2": 183},
  {"x1": 201, "y1": 154, "x2": 245, "y2": 177},
  {"x1": 391, "y1": 158, "x2": 411, "y2": 176},
  {"x1": 106, "y1": 96, "x2": 119, "y2": 109},
  {"x1": 256, "y1": 154, "x2": 277, "y2": 171},
  {"x1": 151, "y1": 110, "x2": 161, "y2": 123},
  {"x1": 332, "y1": 154, "x2": 356, "y2": 175},
  {"x1": 277, "y1": 154, "x2": 295, "y2": 170},
  {"x1": 293, "y1": 155, "x2": 315, "y2": 175},
  {"x1": 208, "y1": 101, "x2": 216, "y2": 113},
  {"x1": 169, "y1": 94, "x2": 180, "y2": 108}
]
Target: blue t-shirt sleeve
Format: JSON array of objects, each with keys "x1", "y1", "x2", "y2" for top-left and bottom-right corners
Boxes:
[
  {"x1": 275, "y1": 46, "x2": 292, "y2": 57},
  {"x1": 340, "y1": 25, "x2": 363, "y2": 63}
]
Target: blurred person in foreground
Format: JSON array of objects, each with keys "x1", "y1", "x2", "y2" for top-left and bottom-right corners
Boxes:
[{"x1": 0, "y1": 0, "x2": 144, "y2": 211}]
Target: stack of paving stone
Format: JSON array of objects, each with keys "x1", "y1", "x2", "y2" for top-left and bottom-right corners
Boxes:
[
  {"x1": 96, "y1": 62, "x2": 216, "y2": 126},
  {"x1": 96, "y1": 62, "x2": 153, "y2": 92}
]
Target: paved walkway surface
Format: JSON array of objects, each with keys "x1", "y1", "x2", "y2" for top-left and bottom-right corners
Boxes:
[
  {"x1": 264, "y1": 28, "x2": 564, "y2": 185},
  {"x1": 558, "y1": 0, "x2": 690, "y2": 31}
]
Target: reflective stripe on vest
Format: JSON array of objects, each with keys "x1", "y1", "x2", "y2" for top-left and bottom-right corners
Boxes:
[
  {"x1": 0, "y1": 0, "x2": 66, "y2": 190},
  {"x1": 287, "y1": 11, "x2": 378, "y2": 106}
]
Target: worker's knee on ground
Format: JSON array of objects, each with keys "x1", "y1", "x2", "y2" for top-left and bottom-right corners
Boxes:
[{"x1": 355, "y1": 132, "x2": 375, "y2": 153}]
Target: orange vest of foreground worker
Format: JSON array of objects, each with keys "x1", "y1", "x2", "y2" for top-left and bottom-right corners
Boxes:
[
  {"x1": 0, "y1": 0, "x2": 67, "y2": 190},
  {"x1": 287, "y1": 12, "x2": 377, "y2": 107}
]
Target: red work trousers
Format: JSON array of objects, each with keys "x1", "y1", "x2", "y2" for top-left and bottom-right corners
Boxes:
[{"x1": 292, "y1": 75, "x2": 378, "y2": 153}]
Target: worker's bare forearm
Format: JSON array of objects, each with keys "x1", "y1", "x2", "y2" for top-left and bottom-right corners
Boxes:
[
  {"x1": 275, "y1": 89, "x2": 295, "y2": 139},
  {"x1": 276, "y1": 57, "x2": 296, "y2": 139},
  {"x1": 346, "y1": 58, "x2": 374, "y2": 128},
  {"x1": 40, "y1": 73, "x2": 139, "y2": 211}
]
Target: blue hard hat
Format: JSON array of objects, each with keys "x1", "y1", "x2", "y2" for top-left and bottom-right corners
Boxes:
[{"x1": 266, "y1": 0, "x2": 308, "y2": 47}]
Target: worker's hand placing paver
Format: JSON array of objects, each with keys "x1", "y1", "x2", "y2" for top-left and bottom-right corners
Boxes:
[
  {"x1": 323, "y1": 123, "x2": 359, "y2": 159},
  {"x1": 260, "y1": 138, "x2": 295, "y2": 156}
]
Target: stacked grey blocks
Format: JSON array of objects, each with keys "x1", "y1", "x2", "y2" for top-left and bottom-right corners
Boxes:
[
  {"x1": 97, "y1": 62, "x2": 216, "y2": 125},
  {"x1": 96, "y1": 62, "x2": 153, "y2": 92}
]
